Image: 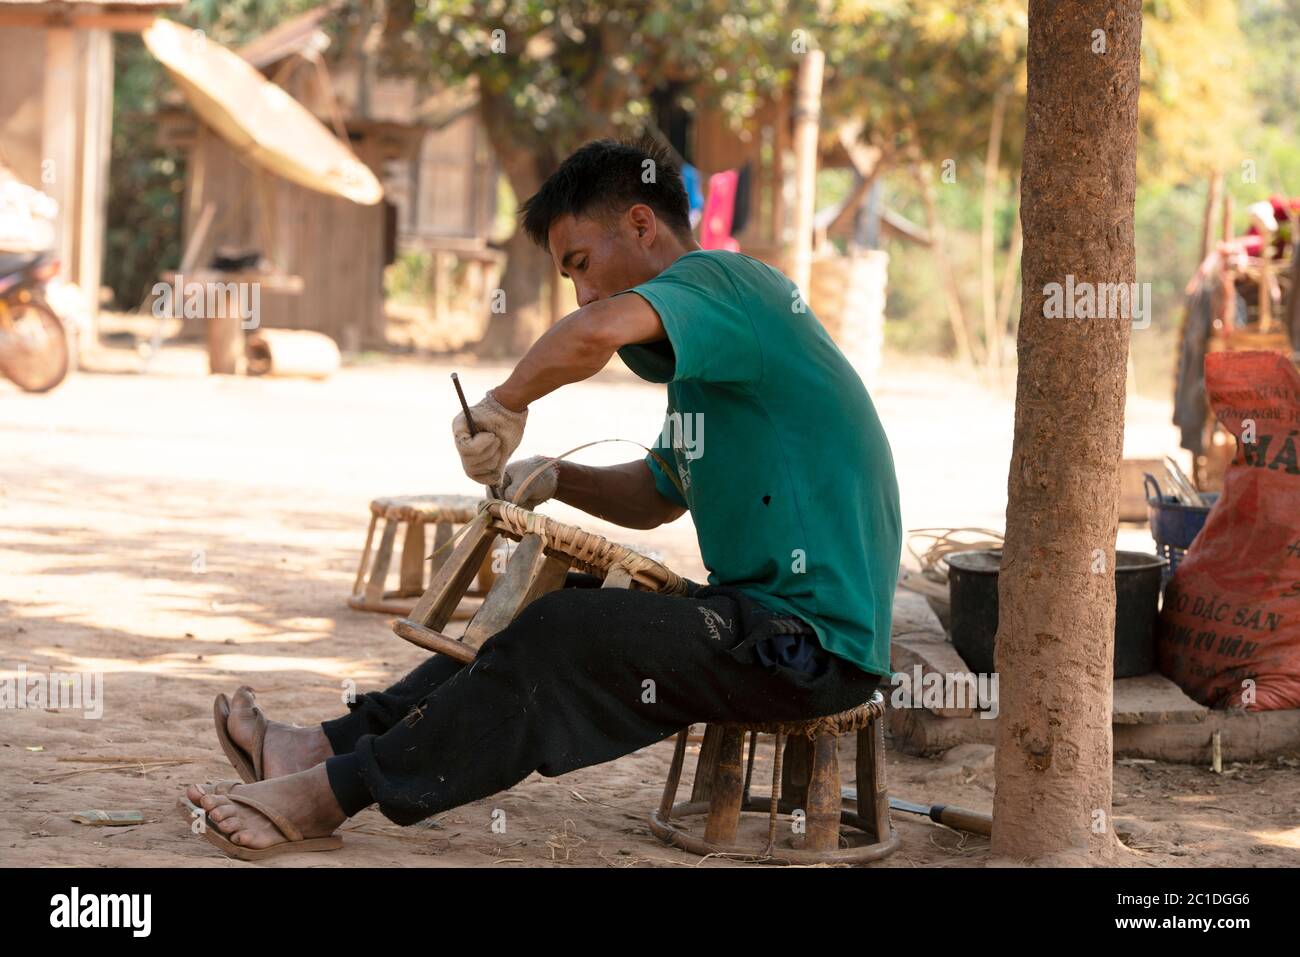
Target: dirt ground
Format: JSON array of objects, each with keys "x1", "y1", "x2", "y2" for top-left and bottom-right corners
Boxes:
[{"x1": 2, "y1": 340, "x2": 1298, "y2": 868}]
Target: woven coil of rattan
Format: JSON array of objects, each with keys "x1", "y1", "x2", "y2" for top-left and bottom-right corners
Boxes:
[
  {"x1": 483, "y1": 499, "x2": 689, "y2": 596},
  {"x1": 724, "y1": 693, "x2": 886, "y2": 738},
  {"x1": 369, "y1": 494, "x2": 481, "y2": 523}
]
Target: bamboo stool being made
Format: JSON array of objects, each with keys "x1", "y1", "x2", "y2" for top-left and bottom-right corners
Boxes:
[
  {"x1": 350, "y1": 494, "x2": 500, "y2": 618},
  {"x1": 392, "y1": 499, "x2": 689, "y2": 664},
  {"x1": 649, "y1": 691, "x2": 900, "y2": 865}
]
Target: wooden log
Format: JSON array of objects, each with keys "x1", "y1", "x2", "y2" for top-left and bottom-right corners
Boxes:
[{"x1": 246, "y1": 328, "x2": 341, "y2": 379}]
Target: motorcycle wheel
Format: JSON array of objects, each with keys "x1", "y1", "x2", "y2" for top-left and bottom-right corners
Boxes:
[{"x1": 0, "y1": 297, "x2": 69, "y2": 393}]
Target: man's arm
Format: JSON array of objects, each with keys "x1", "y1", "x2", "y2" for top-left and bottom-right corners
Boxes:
[
  {"x1": 491, "y1": 294, "x2": 664, "y2": 412},
  {"x1": 553, "y1": 458, "x2": 686, "y2": 530}
]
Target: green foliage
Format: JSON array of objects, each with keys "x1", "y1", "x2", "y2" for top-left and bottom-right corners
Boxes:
[
  {"x1": 397, "y1": 0, "x2": 817, "y2": 164},
  {"x1": 825, "y1": 0, "x2": 1028, "y2": 166},
  {"x1": 103, "y1": 35, "x2": 186, "y2": 309}
]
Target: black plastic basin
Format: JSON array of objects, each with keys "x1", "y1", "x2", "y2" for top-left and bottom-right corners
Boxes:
[{"x1": 946, "y1": 549, "x2": 1167, "y2": 678}]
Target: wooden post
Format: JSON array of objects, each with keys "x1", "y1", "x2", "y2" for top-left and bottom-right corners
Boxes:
[
  {"x1": 789, "y1": 49, "x2": 824, "y2": 300},
  {"x1": 78, "y1": 29, "x2": 114, "y2": 333},
  {"x1": 42, "y1": 28, "x2": 78, "y2": 279},
  {"x1": 1200, "y1": 171, "x2": 1222, "y2": 264},
  {"x1": 205, "y1": 278, "x2": 245, "y2": 375}
]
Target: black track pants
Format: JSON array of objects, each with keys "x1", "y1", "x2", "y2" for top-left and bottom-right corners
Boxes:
[{"x1": 321, "y1": 574, "x2": 882, "y2": 825}]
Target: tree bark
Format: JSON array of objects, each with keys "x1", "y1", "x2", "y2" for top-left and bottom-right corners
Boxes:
[{"x1": 991, "y1": 0, "x2": 1142, "y2": 865}]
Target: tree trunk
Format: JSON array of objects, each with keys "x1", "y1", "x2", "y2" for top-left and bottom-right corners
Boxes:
[
  {"x1": 474, "y1": 94, "x2": 555, "y2": 359},
  {"x1": 991, "y1": 0, "x2": 1142, "y2": 865}
]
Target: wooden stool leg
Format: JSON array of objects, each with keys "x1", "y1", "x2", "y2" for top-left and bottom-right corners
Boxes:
[
  {"x1": 461, "y1": 532, "x2": 569, "y2": 650},
  {"x1": 780, "y1": 734, "x2": 812, "y2": 811},
  {"x1": 364, "y1": 517, "x2": 399, "y2": 605},
  {"x1": 428, "y1": 521, "x2": 453, "y2": 577},
  {"x1": 857, "y1": 721, "x2": 891, "y2": 841},
  {"x1": 703, "y1": 726, "x2": 746, "y2": 846},
  {"x1": 804, "y1": 733, "x2": 842, "y2": 851},
  {"x1": 352, "y1": 513, "x2": 378, "y2": 598},
  {"x1": 408, "y1": 512, "x2": 497, "y2": 631},
  {"x1": 691, "y1": 725, "x2": 724, "y2": 803},
  {"x1": 398, "y1": 520, "x2": 426, "y2": 597},
  {"x1": 658, "y1": 729, "x2": 690, "y2": 822},
  {"x1": 474, "y1": 534, "x2": 501, "y2": 595}
]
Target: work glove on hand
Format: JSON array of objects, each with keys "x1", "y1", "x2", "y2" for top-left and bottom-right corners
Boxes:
[
  {"x1": 452, "y1": 390, "x2": 527, "y2": 486},
  {"x1": 496, "y1": 456, "x2": 560, "y2": 509}
]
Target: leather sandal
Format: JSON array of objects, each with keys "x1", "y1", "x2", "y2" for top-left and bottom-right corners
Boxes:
[
  {"x1": 178, "y1": 785, "x2": 342, "y2": 861},
  {"x1": 213, "y1": 686, "x2": 268, "y2": 784}
]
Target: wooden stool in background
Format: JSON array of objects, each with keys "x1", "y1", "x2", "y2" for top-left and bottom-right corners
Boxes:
[
  {"x1": 392, "y1": 499, "x2": 688, "y2": 664},
  {"x1": 649, "y1": 691, "x2": 899, "y2": 865},
  {"x1": 350, "y1": 494, "x2": 499, "y2": 618}
]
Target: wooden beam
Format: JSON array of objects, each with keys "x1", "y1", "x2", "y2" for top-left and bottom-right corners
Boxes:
[{"x1": 0, "y1": 11, "x2": 160, "y2": 32}]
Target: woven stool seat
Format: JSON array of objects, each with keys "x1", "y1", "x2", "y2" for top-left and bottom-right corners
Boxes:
[
  {"x1": 483, "y1": 500, "x2": 688, "y2": 593},
  {"x1": 350, "y1": 494, "x2": 498, "y2": 617},
  {"x1": 649, "y1": 691, "x2": 900, "y2": 865},
  {"x1": 391, "y1": 499, "x2": 688, "y2": 665},
  {"x1": 726, "y1": 697, "x2": 886, "y2": 738},
  {"x1": 368, "y1": 494, "x2": 480, "y2": 523}
]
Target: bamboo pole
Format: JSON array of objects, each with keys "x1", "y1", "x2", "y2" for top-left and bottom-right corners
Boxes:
[{"x1": 789, "y1": 49, "x2": 825, "y2": 301}]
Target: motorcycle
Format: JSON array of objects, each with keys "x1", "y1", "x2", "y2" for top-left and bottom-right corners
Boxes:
[{"x1": 0, "y1": 250, "x2": 70, "y2": 393}]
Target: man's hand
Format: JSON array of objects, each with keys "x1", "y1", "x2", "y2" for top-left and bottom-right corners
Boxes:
[
  {"x1": 498, "y1": 456, "x2": 560, "y2": 509},
  {"x1": 452, "y1": 390, "x2": 528, "y2": 486}
]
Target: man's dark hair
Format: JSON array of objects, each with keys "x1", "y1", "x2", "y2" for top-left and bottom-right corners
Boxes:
[{"x1": 519, "y1": 138, "x2": 693, "y2": 250}]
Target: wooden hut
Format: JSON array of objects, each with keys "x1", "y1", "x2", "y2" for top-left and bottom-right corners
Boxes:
[
  {"x1": 161, "y1": 5, "x2": 497, "y2": 350},
  {"x1": 0, "y1": 0, "x2": 184, "y2": 327}
]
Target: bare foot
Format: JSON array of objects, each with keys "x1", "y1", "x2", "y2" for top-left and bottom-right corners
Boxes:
[
  {"x1": 186, "y1": 766, "x2": 346, "y2": 850},
  {"x1": 226, "y1": 686, "x2": 334, "y2": 779}
]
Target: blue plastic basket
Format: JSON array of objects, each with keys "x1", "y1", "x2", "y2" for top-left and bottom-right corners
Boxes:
[{"x1": 1144, "y1": 474, "x2": 1218, "y2": 581}]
